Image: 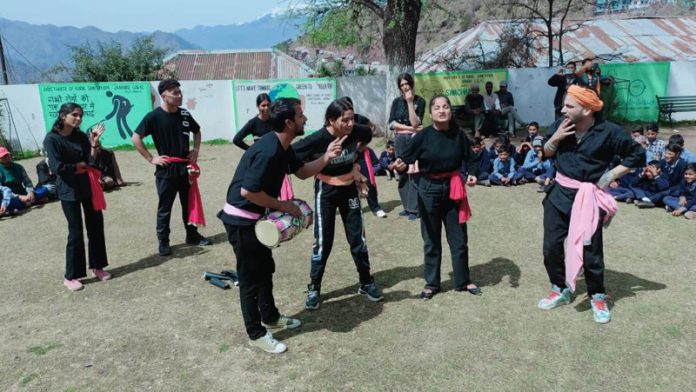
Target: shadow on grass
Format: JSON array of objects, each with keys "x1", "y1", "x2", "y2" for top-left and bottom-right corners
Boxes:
[
  {"x1": 443, "y1": 257, "x2": 521, "y2": 292},
  {"x1": 279, "y1": 265, "x2": 422, "y2": 336},
  {"x1": 379, "y1": 199, "x2": 403, "y2": 213},
  {"x1": 573, "y1": 269, "x2": 667, "y2": 312}
]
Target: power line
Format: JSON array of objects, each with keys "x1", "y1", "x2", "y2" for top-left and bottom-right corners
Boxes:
[{"x1": 0, "y1": 33, "x2": 56, "y2": 82}]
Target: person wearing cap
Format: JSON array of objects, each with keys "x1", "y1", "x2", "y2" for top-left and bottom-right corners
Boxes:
[
  {"x1": 0, "y1": 147, "x2": 50, "y2": 215},
  {"x1": 496, "y1": 81, "x2": 526, "y2": 136},
  {"x1": 538, "y1": 85, "x2": 644, "y2": 324},
  {"x1": 464, "y1": 83, "x2": 485, "y2": 137},
  {"x1": 517, "y1": 137, "x2": 555, "y2": 192},
  {"x1": 132, "y1": 78, "x2": 211, "y2": 256}
]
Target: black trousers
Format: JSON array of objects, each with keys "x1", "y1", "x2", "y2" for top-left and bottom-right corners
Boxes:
[
  {"x1": 542, "y1": 197, "x2": 606, "y2": 295},
  {"x1": 225, "y1": 224, "x2": 280, "y2": 340},
  {"x1": 310, "y1": 180, "x2": 372, "y2": 289},
  {"x1": 418, "y1": 177, "x2": 471, "y2": 291},
  {"x1": 365, "y1": 182, "x2": 382, "y2": 213},
  {"x1": 60, "y1": 199, "x2": 108, "y2": 280},
  {"x1": 155, "y1": 175, "x2": 197, "y2": 241},
  {"x1": 395, "y1": 134, "x2": 419, "y2": 214}
]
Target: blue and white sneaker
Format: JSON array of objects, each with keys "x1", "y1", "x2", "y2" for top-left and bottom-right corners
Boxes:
[
  {"x1": 538, "y1": 285, "x2": 572, "y2": 310},
  {"x1": 305, "y1": 285, "x2": 321, "y2": 310},
  {"x1": 590, "y1": 293, "x2": 611, "y2": 324},
  {"x1": 358, "y1": 282, "x2": 383, "y2": 302}
]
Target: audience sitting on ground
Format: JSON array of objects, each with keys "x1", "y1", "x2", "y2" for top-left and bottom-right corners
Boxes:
[
  {"x1": 663, "y1": 163, "x2": 696, "y2": 220},
  {"x1": 668, "y1": 134, "x2": 696, "y2": 164},
  {"x1": 461, "y1": 137, "x2": 492, "y2": 186},
  {"x1": 489, "y1": 147, "x2": 521, "y2": 186},
  {"x1": 515, "y1": 142, "x2": 532, "y2": 168},
  {"x1": 89, "y1": 134, "x2": 125, "y2": 190},
  {"x1": 631, "y1": 126, "x2": 644, "y2": 140},
  {"x1": 523, "y1": 122, "x2": 541, "y2": 143},
  {"x1": 36, "y1": 157, "x2": 58, "y2": 199},
  {"x1": 645, "y1": 123, "x2": 666, "y2": 162},
  {"x1": 628, "y1": 161, "x2": 671, "y2": 208},
  {"x1": 0, "y1": 147, "x2": 50, "y2": 216},
  {"x1": 517, "y1": 137, "x2": 555, "y2": 192},
  {"x1": 378, "y1": 140, "x2": 397, "y2": 180},
  {"x1": 660, "y1": 144, "x2": 687, "y2": 188}
]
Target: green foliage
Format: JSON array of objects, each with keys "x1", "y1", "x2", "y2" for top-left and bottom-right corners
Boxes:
[
  {"x1": 203, "y1": 138, "x2": 231, "y2": 146},
  {"x1": 302, "y1": 8, "x2": 363, "y2": 47},
  {"x1": 355, "y1": 66, "x2": 377, "y2": 76},
  {"x1": 66, "y1": 36, "x2": 174, "y2": 82},
  {"x1": 218, "y1": 343, "x2": 230, "y2": 353},
  {"x1": 19, "y1": 373, "x2": 38, "y2": 387},
  {"x1": 27, "y1": 342, "x2": 63, "y2": 356}
]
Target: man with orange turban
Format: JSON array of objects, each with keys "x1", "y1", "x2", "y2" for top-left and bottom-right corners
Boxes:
[{"x1": 538, "y1": 85, "x2": 645, "y2": 324}]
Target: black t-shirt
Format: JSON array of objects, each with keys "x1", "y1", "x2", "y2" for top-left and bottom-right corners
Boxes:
[
  {"x1": 233, "y1": 116, "x2": 275, "y2": 150},
  {"x1": 218, "y1": 132, "x2": 304, "y2": 226},
  {"x1": 388, "y1": 96, "x2": 426, "y2": 128},
  {"x1": 546, "y1": 118, "x2": 645, "y2": 214},
  {"x1": 134, "y1": 107, "x2": 200, "y2": 178},
  {"x1": 293, "y1": 124, "x2": 372, "y2": 177},
  {"x1": 399, "y1": 125, "x2": 474, "y2": 174}
]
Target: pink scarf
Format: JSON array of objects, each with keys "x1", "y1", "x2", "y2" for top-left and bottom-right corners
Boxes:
[
  {"x1": 280, "y1": 174, "x2": 294, "y2": 201},
  {"x1": 363, "y1": 149, "x2": 376, "y2": 187},
  {"x1": 555, "y1": 172, "x2": 617, "y2": 292},
  {"x1": 165, "y1": 157, "x2": 206, "y2": 227}
]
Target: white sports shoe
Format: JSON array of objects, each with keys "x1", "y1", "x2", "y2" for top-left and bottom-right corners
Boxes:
[
  {"x1": 249, "y1": 332, "x2": 287, "y2": 354},
  {"x1": 374, "y1": 210, "x2": 387, "y2": 218}
]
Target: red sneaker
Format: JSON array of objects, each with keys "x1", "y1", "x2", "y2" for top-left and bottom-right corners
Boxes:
[
  {"x1": 92, "y1": 269, "x2": 111, "y2": 281},
  {"x1": 64, "y1": 279, "x2": 84, "y2": 291}
]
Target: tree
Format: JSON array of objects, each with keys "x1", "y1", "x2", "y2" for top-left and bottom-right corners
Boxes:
[
  {"x1": 63, "y1": 36, "x2": 174, "y2": 82},
  {"x1": 498, "y1": 0, "x2": 594, "y2": 67}
]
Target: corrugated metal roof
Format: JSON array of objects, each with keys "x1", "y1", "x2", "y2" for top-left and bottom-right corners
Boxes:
[
  {"x1": 164, "y1": 49, "x2": 311, "y2": 80},
  {"x1": 416, "y1": 16, "x2": 696, "y2": 72}
]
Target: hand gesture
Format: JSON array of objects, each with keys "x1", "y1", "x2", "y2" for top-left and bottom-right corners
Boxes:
[
  {"x1": 393, "y1": 158, "x2": 408, "y2": 172},
  {"x1": 550, "y1": 119, "x2": 575, "y2": 143},
  {"x1": 92, "y1": 123, "x2": 105, "y2": 140},
  {"x1": 325, "y1": 135, "x2": 347, "y2": 161},
  {"x1": 404, "y1": 89, "x2": 414, "y2": 103},
  {"x1": 150, "y1": 155, "x2": 170, "y2": 167},
  {"x1": 278, "y1": 200, "x2": 302, "y2": 218}
]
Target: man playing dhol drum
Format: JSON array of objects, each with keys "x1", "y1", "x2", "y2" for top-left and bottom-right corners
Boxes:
[{"x1": 218, "y1": 98, "x2": 344, "y2": 354}]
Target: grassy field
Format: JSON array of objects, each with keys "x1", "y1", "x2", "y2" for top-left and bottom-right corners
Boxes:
[{"x1": 1, "y1": 143, "x2": 694, "y2": 391}]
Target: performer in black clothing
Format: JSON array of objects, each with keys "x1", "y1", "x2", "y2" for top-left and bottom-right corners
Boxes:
[
  {"x1": 388, "y1": 73, "x2": 425, "y2": 220},
  {"x1": 218, "y1": 98, "x2": 344, "y2": 354},
  {"x1": 233, "y1": 93, "x2": 275, "y2": 150},
  {"x1": 395, "y1": 95, "x2": 481, "y2": 300},
  {"x1": 294, "y1": 98, "x2": 384, "y2": 310},
  {"x1": 538, "y1": 85, "x2": 644, "y2": 324},
  {"x1": 548, "y1": 61, "x2": 579, "y2": 120},
  {"x1": 43, "y1": 103, "x2": 111, "y2": 291},
  {"x1": 132, "y1": 79, "x2": 210, "y2": 256}
]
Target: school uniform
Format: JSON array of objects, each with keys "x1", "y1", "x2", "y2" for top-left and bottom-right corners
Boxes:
[
  {"x1": 461, "y1": 148, "x2": 492, "y2": 182},
  {"x1": 662, "y1": 179, "x2": 696, "y2": 212},
  {"x1": 218, "y1": 132, "x2": 304, "y2": 340},
  {"x1": 518, "y1": 149, "x2": 555, "y2": 181},
  {"x1": 232, "y1": 116, "x2": 275, "y2": 150},
  {"x1": 399, "y1": 125, "x2": 475, "y2": 291},
  {"x1": 293, "y1": 124, "x2": 374, "y2": 291},
  {"x1": 44, "y1": 130, "x2": 107, "y2": 280},
  {"x1": 629, "y1": 172, "x2": 670, "y2": 202},
  {"x1": 134, "y1": 107, "x2": 202, "y2": 243},
  {"x1": 543, "y1": 118, "x2": 644, "y2": 295},
  {"x1": 489, "y1": 157, "x2": 522, "y2": 185}
]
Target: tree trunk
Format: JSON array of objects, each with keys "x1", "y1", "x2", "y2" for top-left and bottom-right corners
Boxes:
[{"x1": 382, "y1": 0, "x2": 422, "y2": 137}]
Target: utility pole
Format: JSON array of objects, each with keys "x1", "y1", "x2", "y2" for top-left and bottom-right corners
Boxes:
[{"x1": 0, "y1": 35, "x2": 9, "y2": 84}]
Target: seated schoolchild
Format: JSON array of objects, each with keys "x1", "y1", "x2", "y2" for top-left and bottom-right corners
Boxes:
[
  {"x1": 523, "y1": 121, "x2": 540, "y2": 143},
  {"x1": 631, "y1": 160, "x2": 671, "y2": 208},
  {"x1": 378, "y1": 140, "x2": 397, "y2": 179},
  {"x1": 0, "y1": 147, "x2": 50, "y2": 213},
  {"x1": 517, "y1": 137, "x2": 555, "y2": 191},
  {"x1": 668, "y1": 134, "x2": 696, "y2": 164},
  {"x1": 663, "y1": 163, "x2": 696, "y2": 219},
  {"x1": 489, "y1": 148, "x2": 521, "y2": 186},
  {"x1": 461, "y1": 137, "x2": 492, "y2": 186},
  {"x1": 36, "y1": 157, "x2": 58, "y2": 199}
]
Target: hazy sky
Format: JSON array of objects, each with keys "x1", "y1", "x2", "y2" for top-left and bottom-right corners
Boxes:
[{"x1": 0, "y1": 0, "x2": 295, "y2": 32}]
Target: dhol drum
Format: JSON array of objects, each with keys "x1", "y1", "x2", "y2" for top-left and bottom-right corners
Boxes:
[{"x1": 255, "y1": 199, "x2": 313, "y2": 248}]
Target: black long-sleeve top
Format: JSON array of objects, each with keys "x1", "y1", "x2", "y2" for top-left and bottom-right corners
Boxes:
[
  {"x1": 388, "y1": 96, "x2": 426, "y2": 129},
  {"x1": 398, "y1": 125, "x2": 475, "y2": 175},
  {"x1": 233, "y1": 116, "x2": 275, "y2": 150},
  {"x1": 43, "y1": 130, "x2": 92, "y2": 201},
  {"x1": 546, "y1": 118, "x2": 645, "y2": 213},
  {"x1": 293, "y1": 124, "x2": 372, "y2": 177}
]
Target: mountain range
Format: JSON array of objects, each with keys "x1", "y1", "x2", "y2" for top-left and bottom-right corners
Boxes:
[{"x1": 0, "y1": 13, "x2": 303, "y2": 84}]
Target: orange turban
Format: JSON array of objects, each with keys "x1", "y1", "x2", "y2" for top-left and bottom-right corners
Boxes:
[{"x1": 567, "y1": 85, "x2": 604, "y2": 112}]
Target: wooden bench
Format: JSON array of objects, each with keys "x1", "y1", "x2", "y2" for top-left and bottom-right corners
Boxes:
[{"x1": 656, "y1": 95, "x2": 696, "y2": 127}]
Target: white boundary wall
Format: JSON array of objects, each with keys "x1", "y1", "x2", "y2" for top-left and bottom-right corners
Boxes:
[{"x1": 0, "y1": 84, "x2": 47, "y2": 151}]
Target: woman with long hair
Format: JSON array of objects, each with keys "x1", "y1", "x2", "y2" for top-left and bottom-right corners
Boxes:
[
  {"x1": 233, "y1": 93, "x2": 275, "y2": 150},
  {"x1": 395, "y1": 94, "x2": 481, "y2": 300},
  {"x1": 43, "y1": 103, "x2": 110, "y2": 291}
]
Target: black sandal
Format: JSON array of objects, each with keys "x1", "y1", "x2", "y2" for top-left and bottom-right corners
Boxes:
[
  {"x1": 466, "y1": 285, "x2": 482, "y2": 296},
  {"x1": 420, "y1": 288, "x2": 437, "y2": 300}
]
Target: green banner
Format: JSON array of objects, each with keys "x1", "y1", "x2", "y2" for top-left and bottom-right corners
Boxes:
[
  {"x1": 414, "y1": 69, "x2": 508, "y2": 125},
  {"x1": 39, "y1": 82, "x2": 153, "y2": 147},
  {"x1": 600, "y1": 62, "x2": 670, "y2": 122}
]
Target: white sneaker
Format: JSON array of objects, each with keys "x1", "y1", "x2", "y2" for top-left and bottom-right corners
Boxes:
[
  {"x1": 262, "y1": 315, "x2": 301, "y2": 331},
  {"x1": 374, "y1": 210, "x2": 387, "y2": 218},
  {"x1": 249, "y1": 332, "x2": 287, "y2": 354}
]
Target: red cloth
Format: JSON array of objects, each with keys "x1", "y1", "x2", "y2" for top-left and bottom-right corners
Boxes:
[
  {"x1": 280, "y1": 174, "x2": 294, "y2": 201},
  {"x1": 429, "y1": 171, "x2": 472, "y2": 224},
  {"x1": 78, "y1": 167, "x2": 106, "y2": 211},
  {"x1": 165, "y1": 157, "x2": 206, "y2": 227},
  {"x1": 363, "y1": 149, "x2": 376, "y2": 187}
]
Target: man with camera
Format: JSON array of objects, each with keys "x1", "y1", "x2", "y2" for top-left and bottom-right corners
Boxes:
[{"x1": 548, "y1": 61, "x2": 579, "y2": 120}]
